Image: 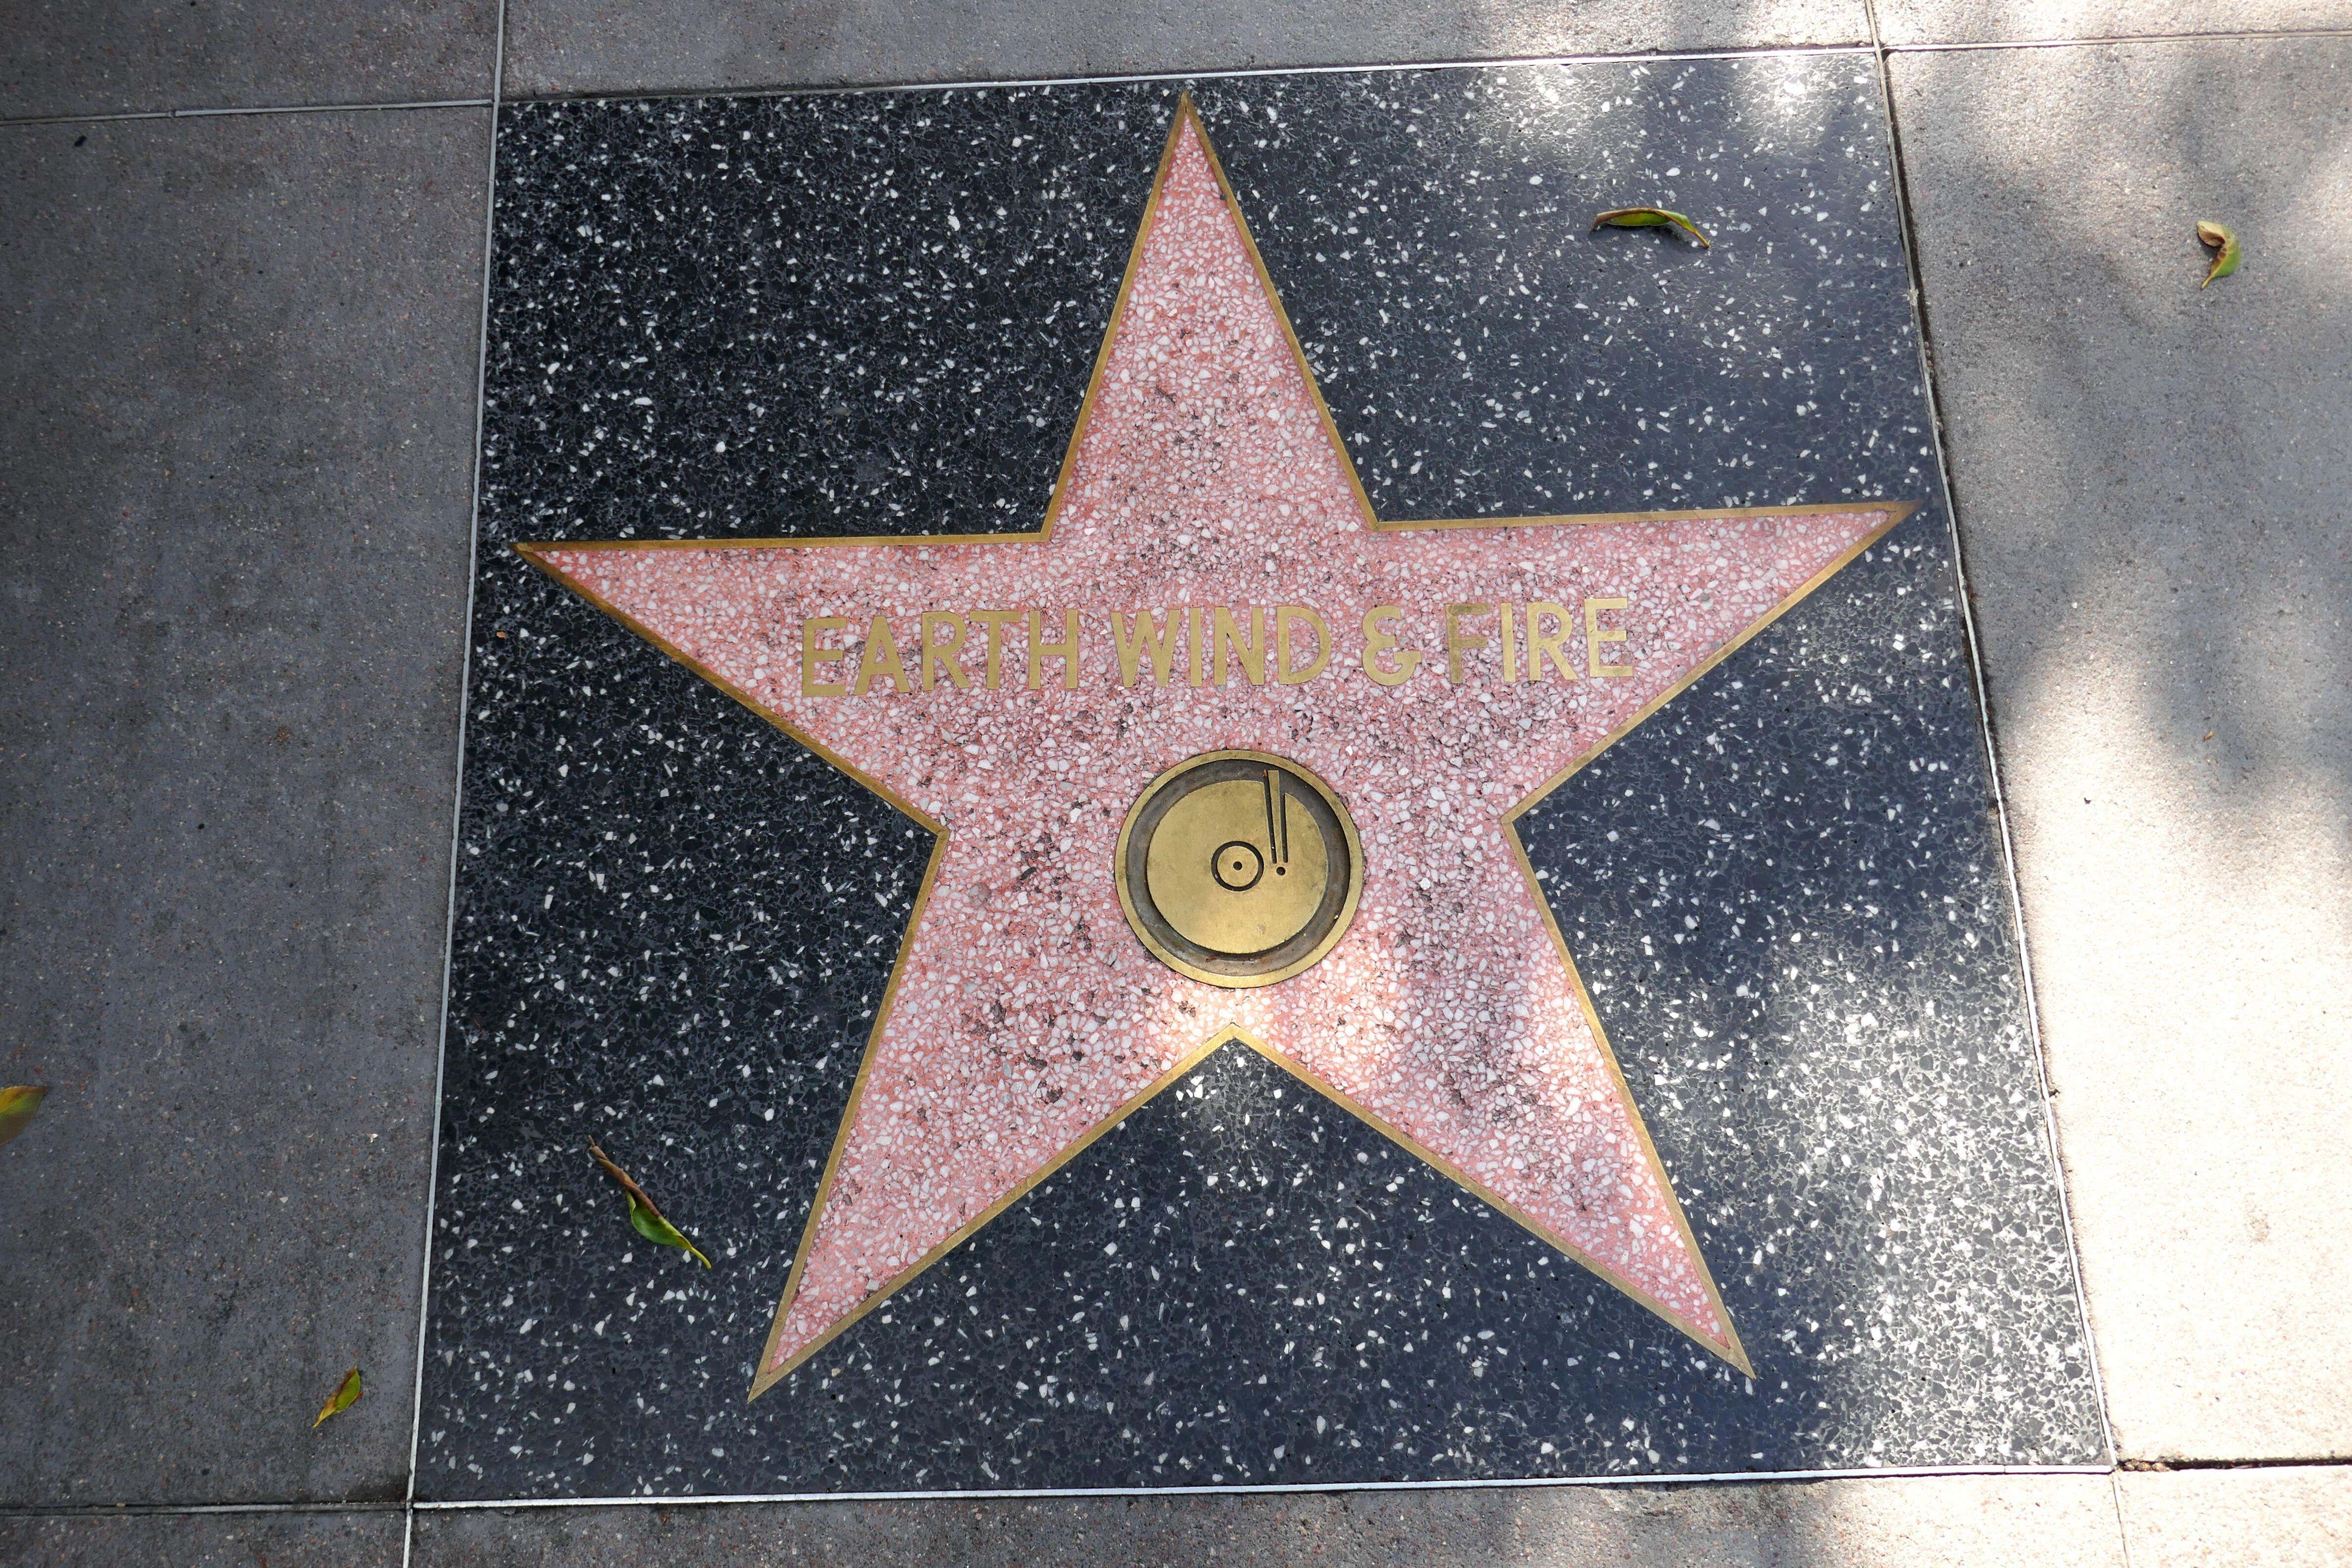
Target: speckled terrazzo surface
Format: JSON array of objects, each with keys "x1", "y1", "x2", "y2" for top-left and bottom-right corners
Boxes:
[{"x1": 421, "y1": 59, "x2": 2105, "y2": 1499}]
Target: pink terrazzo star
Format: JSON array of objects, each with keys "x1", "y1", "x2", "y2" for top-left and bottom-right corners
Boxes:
[{"x1": 525, "y1": 103, "x2": 1909, "y2": 1396}]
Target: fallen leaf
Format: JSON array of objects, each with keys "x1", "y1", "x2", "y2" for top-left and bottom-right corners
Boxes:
[
  {"x1": 627, "y1": 1194, "x2": 713, "y2": 1266},
  {"x1": 2195, "y1": 221, "x2": 2240, "y2": 287},
  {"x1": 0, "y1": 1086, "x2": 45, "y2": 1148},
  {"x1": 589, "y1": 1140, "x2": 711, "y2": 1268},
  {"x1": 1592, "y1": 206, "x2": 1712, "y2": 249},
  {"x1": 313, "y1": 1367, "x2": 362, "y2": 1429}
]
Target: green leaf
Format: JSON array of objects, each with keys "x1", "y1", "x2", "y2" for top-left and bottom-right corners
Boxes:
[
  {"x1": 2196, "y1": 220, "x2": 2240, "y2": 287},
  {"x1": 589, "y1": 1139, "x2": 711, "y2": 1268},
  {"x1": 628, "y1": 1192, "x2": 713, "y2": 1268},
  {"x1": 1591, "y1": 207, "x2": 1712, "y2": 249},
  {"x1": 0, "y1": 1086, "x2": 45, "y2": 1148},
  {"x1": 312, "y1": 1367, "x2": 362, "y2": 1429}
]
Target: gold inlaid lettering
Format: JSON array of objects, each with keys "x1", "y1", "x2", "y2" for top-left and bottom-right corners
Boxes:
[
  {"x1": 1360, "y1": 605, "x2": 1423, "y2": 688},
  {"x1": 801, "y1": 615, "x2": 850, "y2": 696},
  {"x1": 1584, "y1": 596, "x2": 1632, "y2": 677},
  {"x1": 1212, "y1": 606, "x2": 1267, "y2": 686},
  {"x1": 1114, "y1": 608, "x2": 1186, "y2": 687},
  {"x1": 918, "y1": 611, "x2": 970, "y2": 692},
  {"x1": 1525, "y1": 601, "x2": 1579, "y2": 682},
  {"x1": 969, "y1": 609, "x2": 1024, "y2": 689},
  {"x1": 1028, "y1": 607, "x2": 1081, "y2": 690},
  {"x1": 854, "y1": 612, "x2": 911, "y2": 695},
  {"x1": 1274, "y1": 605, "x2": 1330, "y2": 685},
  {"x1": 1444, "y1": 603, "x2": 1492, "y2": 684},
  {"x1": 794, "y1": 598, "x2": 1617, "y2": 696}
]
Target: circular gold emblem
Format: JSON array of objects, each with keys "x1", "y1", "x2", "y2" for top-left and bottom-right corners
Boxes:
[{"x1": 1115, "y1": 750, "x2": 1363, "y2": 988}]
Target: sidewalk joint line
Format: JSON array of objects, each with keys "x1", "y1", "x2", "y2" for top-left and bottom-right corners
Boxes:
[
  {"x1": 2119, "y1": 1456, "x2": 2352, "y2": 1471},
  {"x1": 0, "y1": 1502, "x2": 407, "y2": 1519},
  {"x1": 173, "y1": 97, "x2": 495, "y2": 116},
  {"x1": 1861, "y1": 0, "x2": 2123, "y2": 1483},
  {"x1": 11, "y1": 30, "x2": 2350, "y2": 131},
  {"x1": 0, "y1": 109, "x2": 173, "y2": 127},
  {"x1": 402, "y1": 3, "x2": 505, "y2": 1565},
  {"x1": 494, "y1": 42, "x2": 1877, "y2": 110},
  {"x1": 2111, "y1": 1470, "x2": 2140, "y2": 1568},
  {"x1": 0, "y1": 97, "x2": 492, "y2": 128},
  {"x1": 409, "y1": 1463, "x2": 2121, "y2": 1510},
  {"x1": 1884, "y1": 25, "x2": 2352, "y2": 52},
  {"x1": 0, "y1": 45, "x2": 1873, "y2": 127}
]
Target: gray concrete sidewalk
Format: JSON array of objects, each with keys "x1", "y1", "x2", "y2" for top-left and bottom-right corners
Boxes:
[{"x1": 4, "y1": 0, "x2": 2348, "y2": 1563}]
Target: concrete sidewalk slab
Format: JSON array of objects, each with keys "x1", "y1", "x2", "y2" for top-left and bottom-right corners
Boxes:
[
  {"x1": 411, "y1": 1474, "x2": 2128, "y2": 1566},
  {"x1": 1889, "y1": 38, "x2": 2352, "y2": 1460},
  {"x1": 1878, "y1": 0, "x2": 2352, "y2": 46},
  {"x1": 0, "y1": 109, "x2": 486, "y2": 1505},
  {"x1": 0, "y1": 0, "x2": 497, "y2": 123},
  {"x1": 0, "y1": 1508, "x2": 404, "y2": 1567},
  {"x1": 2118, "y1": 1466, "x2": 2352, "y2": 1568},
  {"x1": 498, "y1": 0, "x2": 1868, "y2": 102}
]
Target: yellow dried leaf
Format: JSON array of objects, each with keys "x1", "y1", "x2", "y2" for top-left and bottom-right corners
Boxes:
[
  {"x1": 2196, "y1": 221, "x2": 2239, "y2": 287},
  {"x1": 1591, "y1": 206, "x2": 1712, "y2": 249},
  {"x1": 0, "y1": 1086, "x2": 45, "y2": 1148},
  {"x1": 313, "y1": 1367, "x2": 362, "y2": 1429}
]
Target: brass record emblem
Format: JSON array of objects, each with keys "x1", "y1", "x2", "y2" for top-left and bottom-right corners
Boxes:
[{"x1": 1116, "y1": 751, "x2": 1364, "y2": 988}]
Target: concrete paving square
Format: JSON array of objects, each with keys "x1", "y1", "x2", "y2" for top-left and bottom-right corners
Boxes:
[
  {"x1": 0, "y1": 107, "x2": 488, "y2": 1505},
  {"x1": 410, "y1": 1475, "x2": 2130, "y2": 1567},
  {"x1": 1877, "y1": 0, "x2": 2352, "y2": 45},
  {"x1": 1889, "y1": 36, "x2": 2352, "y2": 1460},
  {"x1": 0, "y1": 0, "x2": 498, "y2": 122},
  {"x1": 498, "y1": 0, "x2": 1868, "y2": 100},
  {"x1": 0, "y1": 1508, "x2": 404, "y2": 1567},
  {"x1": 2118, "y1": 1466, "x2": 2352, "y2": 1568}
]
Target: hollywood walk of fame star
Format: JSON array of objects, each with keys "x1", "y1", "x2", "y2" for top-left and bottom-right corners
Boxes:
[{"x1": 521, "y1": 99, "x2": 1911, "y2": 1399}]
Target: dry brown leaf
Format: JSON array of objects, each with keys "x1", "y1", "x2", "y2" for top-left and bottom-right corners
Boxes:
[{"x1": 2196, "y1": 221, "x2": 2240, "y2": 287}]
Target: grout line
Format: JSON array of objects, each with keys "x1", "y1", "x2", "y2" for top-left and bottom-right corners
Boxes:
[
  {"x1": 1884, "y1": 24, "x2": 2352, "y2": 52},
  {"x1": 21, "y1": 1459, "x2": 2338, "y2": 1521},
  {"x1": 493, "y1": 41, "x2": 1873, "y2": 107},
  {"x1": 174, "y1": 97, "x2": 495, "y2": 116},
  {"x1": 1862, "y1": 0, "x2": 2122, "y2": 1482},
  {"x1": 402, "y1": 4, "x2": 505, "y2": 1567},
  {"x1": 0, "y1": 1503, "x2": 408, "y2": 1520},
  {"x1": 2111, "y1": 1470, "x2": 2140, "y2": 1568},
  {"x1": 11, "y1": 28, "x2": 2345, "y2": 131},
  {"x1": 2119, "y1": 1456, "x2": 2352, "y2": 1471},
  {"x1": 0, "y1": 1466, "x2": 2124, "y2": 1523},
  {"x1": 0, "y1": 45, "x2": 1860, "y2": 128},
  {"x1": 407, "y1": 1464, "x2": 2121, "y2": 1511},
  {"x1": 0, "y1": 97, "x2": 492, "y2": 128},
  {"x1": 0, "y1": 109, "x2": 173, "y2": 127}
]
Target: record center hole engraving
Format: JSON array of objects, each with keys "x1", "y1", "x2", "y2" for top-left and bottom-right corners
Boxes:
[
  {"x1": 1117, "y1": 751, "x2": 1364, "y2": 988},
  {"x1": 1213, "y1": 841, "x2": 1265, "y2": 892}
]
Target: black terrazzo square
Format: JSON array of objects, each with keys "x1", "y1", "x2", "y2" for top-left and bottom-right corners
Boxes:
[{"x1": 420, "y1": 56, "x2": 2107, "y2": 1499}]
